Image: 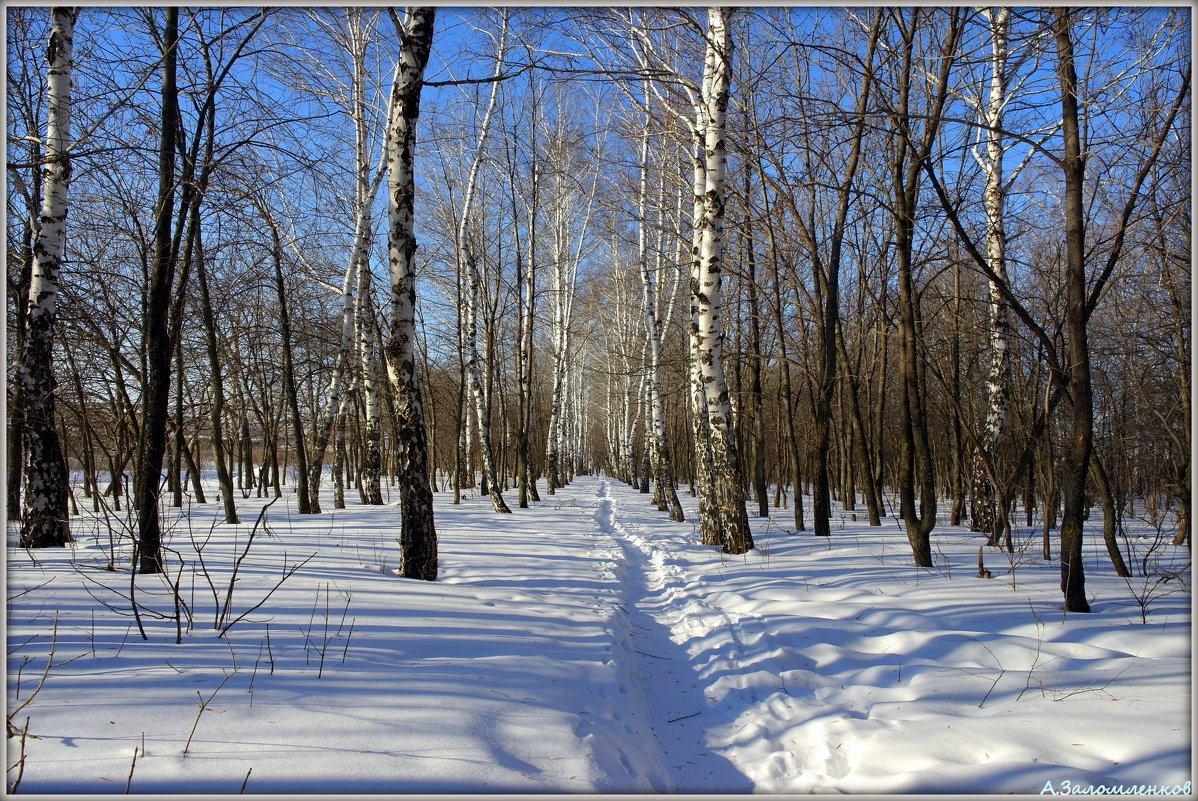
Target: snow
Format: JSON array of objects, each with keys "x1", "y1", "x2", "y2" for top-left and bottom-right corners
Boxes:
[{"x1": 6, "y1": 475, "x2": 1191, "y2": 794}]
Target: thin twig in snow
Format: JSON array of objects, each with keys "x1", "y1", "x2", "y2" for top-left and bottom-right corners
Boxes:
[
  {"x1": 183, "y1": 672, "x2": 234, "y2": 755},
  {"x1": 668, "y1": 710, "x2": 702, "y2": 723},
  {"x1": 125, "y1": 746, "x2": 139, "y2": 792}
]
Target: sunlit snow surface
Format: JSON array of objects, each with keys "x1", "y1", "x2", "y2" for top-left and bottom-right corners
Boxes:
[{"x1": 6, "y1": 475, "x2": 1190, "y2": 793}]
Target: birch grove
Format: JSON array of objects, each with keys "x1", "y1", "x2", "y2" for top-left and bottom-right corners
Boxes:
[
  {"x1": 296, "y1": 8, "x2": 392, "y2": 513},
  {"x1": 542, "y1": 97, "x2": 602, "y2": 496},
  {"x1": 6, "y1": 7, "x2": 1188, "y2": 612},
  {"x1": 455, "y1": 11, "x2": 512, "y2": 513}
]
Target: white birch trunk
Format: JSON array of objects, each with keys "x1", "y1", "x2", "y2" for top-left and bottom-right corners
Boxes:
[
  {"x1": 551, "y1": 315, "x2": 572, "y2": 485},
  {"x1": 308, "y1": 260, "x2": 356, "y2": 511},
  {"x1": 463, "y1": 251, "x2": 511, "y2": 511},
  {"x1": 350, "y1": 10, "x2": 385, "y2": 507},
  {"x1": 637, "y1": 90, "x2": 686, "y2": 521},
  {"x1": 518, "y1": 155, "x2": 539, "y2": 503},
  {"x1": 639, "y1": 377, "x2": 653, "y2": 495},
  {"x1": 356, "y1": 256, "x2": 384, "y2": 504},
  {"x1": 383, "y1": 6, "x2": 437, "y2": 580},
  {"x1": 545, "y1": 248, "x2": 568, "y2": 492},
  {"x1": 692, "y1": 7, "x2": 752, "y2": 555},
  {"x1": 971, "y1": 6, "x2": 1013, "y2": 539},
  {"x1": 569, "y1": 353, "x2": 587, "y2": 478},
  {"x1": 619, "y1": 371, "x2": 635, "y2": 484},
  {"x1": 564, "y1": 344, "x2": 578, "y2": 481},
  {"x1": 462, "y1": 386, "x2": 475, "y2": 487},
  {"x1": 21, "y1": 6, "x2": 78, "y2": 548},
  {"x1": 544, "y1": 180, "x2": 577, "y2": 492},
  {"x1": 603, "y1": 367, "x2": 615, "y2": 474},
  {"x1": 687, "y1": 93, "x2": 722, "y2": 546},
  {"x1": 612, "y1": 276, "x2": 638, "y2": 485},
  {"x1": 628, "y1": 371, "x2": 645, "y2": 487}
]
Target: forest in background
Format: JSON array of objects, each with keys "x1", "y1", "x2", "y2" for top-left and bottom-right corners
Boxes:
[{"x1": 7, "y1": 7, "x2": 1191, "y2": 614}]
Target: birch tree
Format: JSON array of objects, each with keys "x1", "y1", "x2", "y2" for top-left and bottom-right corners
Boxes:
[
  {"x1": 302, "y1": 153, "x2": 387, "y2": 511},
  {"x1": 968, "y1": 6, "x2": 1024, "y2": 542},
  {"x1": 307, "y1": 262, "x2": 357, "y2": 512},
  {"x1": 456, "y1": 11, "x2": 512, "y2": 513},
  {"x1": 543, "y1": 172, "x2": 576, "y2": 496},
  {"x1": 7, "y1": 8, "x2": 48, "y2": 523},
  {"x1": 684, "y1": 43, "x2": 722, "y2": 548},
  {"x1": 691, "y1": 8, "x2": 753, "y2": 555},
  {"x1": 382, "y1": 6, "x2": 438, "y2": 580},
  {"x1": 20, "y1": 6, "x2": 78, "y2": 549},
  {"x1": 568, "y1": 8, "x2": 720, "y2": 527},
  {"x1": 635, "y1": 87, "x2": 685, "y2": 521},
  {"x1": 356, "y1": 261, "x2": 385, "y2": 505},
  {"x1": 348, "y1": 10, "x2": 386, "y2": 507}
]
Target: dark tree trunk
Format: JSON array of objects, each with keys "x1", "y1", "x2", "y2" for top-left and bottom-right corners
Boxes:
[
  {"x1": 742, "y1": 171, "x2": 769, "y2": 519},
  {"x1": 179, "y1": 429, "x2": 206, "y2": 503},
  {"x1": 265, "y1": 209, "x2": 312, "y2": 513},
  {"x1": 134, "y1": 7, "x2": 180, "y2": 573},
  {"x1": 514, "y1": 242, "x2": 533, "y2": 508},
  {"x1": 170, "y1": 337, "x2": 186, "y2": 507},
  {"x1": 811, "y1": 337, "x2": 835, "y2": 537},
  {"x1": 195, "y1": 227, "x2": 239, "y2": 524},
  {"x1": 949, "y1": 260, "x2": 967, "y2": 526},
  {"x1": 837, "y1": 317, "x2": 883, "y2": 527},
  {"x1": 759, "y1": 165, "x2": 805, "y2": 533},
  {"x1": 895, "y1": 254, "x2": 935, "y2": 568},
  {"x1": 1053, "y1": 8, "x2": 1092, "y2": 612},
  {"x1": 1091, "y1": 451, "x2": 1131, "y2": 578},
  {"x1": 64, "y1": 341, "x2": 99, "y2": 511},
  {"x1": 888, "y1": 7, "x2": 958, "y2": 567},
  {"x1": 240, "y1": 417, "x2": 254, "y2": 496}
]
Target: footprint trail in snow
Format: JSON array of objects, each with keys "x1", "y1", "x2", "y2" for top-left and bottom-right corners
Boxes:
[{"x1": 585, "y1": 479, "x2": 754, "y2": 792}]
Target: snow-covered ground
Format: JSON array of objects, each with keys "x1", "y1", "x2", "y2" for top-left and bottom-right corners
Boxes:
[{"x1": 6, "y1": 474, "x2": 1191, "y2": 794}]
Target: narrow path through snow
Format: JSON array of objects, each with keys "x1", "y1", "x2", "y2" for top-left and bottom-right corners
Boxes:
[{"x1": 590, "y1": 479, "x2": 753, "y2": 792}]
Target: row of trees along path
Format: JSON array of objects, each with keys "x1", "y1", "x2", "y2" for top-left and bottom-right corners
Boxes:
[{"x1": 9, "y1": 7, "x2": 1190, "y2": 615}]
